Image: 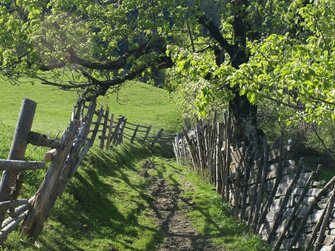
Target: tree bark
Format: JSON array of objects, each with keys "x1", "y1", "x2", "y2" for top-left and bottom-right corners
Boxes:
[
  {"x1": 230, "y1": 0, "x2": 259, "y2": 146},
  {"x1": 201, "y1": 1, "x2": 259, "y2": 147}
]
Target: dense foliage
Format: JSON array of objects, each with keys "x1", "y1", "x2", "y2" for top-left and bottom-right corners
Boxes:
[{"x1": 1, "y1": 0, "x2": 335, "y2": 139}]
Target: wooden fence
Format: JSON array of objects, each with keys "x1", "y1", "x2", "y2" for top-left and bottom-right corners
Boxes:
[
  {"x1": 0, "y1": 99, "x2": 175, "y2": 244},
  {"x1": 174, "y1": 114, "x2": 335, "y2": 251},
  {"x1": 92, "y1": 106, "x2": 176, "y2": 150},
  {"x1": 0, "y1": 98, "x2": 102, "y2": 243}
]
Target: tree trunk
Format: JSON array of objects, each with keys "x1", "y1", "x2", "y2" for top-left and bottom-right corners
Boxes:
[
  {"x1": 230, "y1": 0, "x2": 259, "y2": 147},
  {"x1": 230, "y1": 94, "x2": 258, "y2": 146}
]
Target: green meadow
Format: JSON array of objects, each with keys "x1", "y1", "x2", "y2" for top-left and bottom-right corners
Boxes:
[
  {"x1": 0, "y1": 79, "x2": 268, "y2": 250},
  {"x1": 0, "y1": 80, "x2": 181, "y2": 134}
]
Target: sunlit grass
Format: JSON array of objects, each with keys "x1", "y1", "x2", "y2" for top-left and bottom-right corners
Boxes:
[{"x1": 0, "y1": 79, "x2": 181, "y2": 134}]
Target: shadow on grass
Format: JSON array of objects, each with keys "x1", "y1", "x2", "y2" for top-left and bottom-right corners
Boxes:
[
  {"x1": 35, "y1": 143, "x2": 173, "y2": 251},
  {"x1": 155, "y1": 161, "x2": 270, "y2": 251}
]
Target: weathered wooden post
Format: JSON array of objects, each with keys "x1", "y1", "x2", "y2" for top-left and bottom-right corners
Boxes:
[
  {"x1": 100, "y1": 110, "x2": 109, "y2": 149},
  {"x1": 131, "y1": 124, "x2": 139, "y2": 143},
  {"x1": 0, "y1": 99, "x2": 36, "y2": 225},
  {"x1": 106, "y1": 113, "x2": 114, "y2": 149},
  {"x1": 118, "y1": 116, "x2": 126, "y2": 145},
  {"x1": 111, "y1": 116, "x2": 122, "y2": 145},
  {"x1": 21, "y1": 122, "x2": 77, "y2": 239},
  {"x1": 150, "y1": 128, "x2": 164, "y2": 147},
  {"x1": 142, "y1": 125, "x2": 151, "y2": 144}
]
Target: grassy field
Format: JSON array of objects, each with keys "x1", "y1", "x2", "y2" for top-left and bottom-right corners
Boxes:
[
  {"x1": 0, "y1": 79, "x2": 268, "y2": 250},
  {"x1": 3, "y1": 143, "x2": 269, "y2": 251},
  {"x1": 0, "y1": 80, "x2": 181, "y2": 134}
]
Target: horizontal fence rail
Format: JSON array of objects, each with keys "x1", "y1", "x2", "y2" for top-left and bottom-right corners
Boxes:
[
  {"x1": 91, "y1": 107, "x2": 176, "y2": 150},
  {"x1": 0, "y1": 98, "x2": 101, "y2": 244},
  {"x1": 0, "y1": 98, "x2": 176, "y2": 245}
]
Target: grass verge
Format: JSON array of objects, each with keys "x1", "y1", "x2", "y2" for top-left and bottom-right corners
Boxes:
[{"x1": 2, "y1": 143, "x2": 269, "y2": 250}]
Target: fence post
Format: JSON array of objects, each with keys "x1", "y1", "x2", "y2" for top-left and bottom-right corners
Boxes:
[
  {"x1": 111, "y1": 116, "x2": 122, "y2": 145},
  {"x1": 106, "y1": 113, "x2": 114, "y2": 149},
  {"x1": 21, "y1": 122, "x2": 77, "y2": 240},
  {"x1": 131, "y1": 124, "x2": 139, "y2": 143},
  {"x1": 142, "y1": 125, "x2": 151, "y2": 144},
  {"x1": 118, "y1": 117, "x2": 126, "y2": 145},
  {"x1": 100, "y1": 110, "x2": 109, "y2": 149},
  {"x1": 151, "y1": 128, "x2": 164, "y2": 147},
  {"x1": 0, "y1": 99, "x2": 36, "y2": 225}
]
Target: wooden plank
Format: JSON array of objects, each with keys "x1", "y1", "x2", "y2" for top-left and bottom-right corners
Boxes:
[
  {"x1": 314, "y1": 188, "x2": 335, "y2": 250},
  {"x1": 256, "y1": 140, "x2": 285, "y2": 233},
  {"x1": 287, "y1": 169, "x2": 335, "y2": 250},
  {"x1": 44, "y1": 149, "x2": 57, "y2": 162},
  {"x1": 131, "y1": 124, "x2": 140, "y2": 143},
  {"x1": 173, "y1": 134, "x2": 181, "y2": 165},
  {"x1": 21, "y1": 121, "x2": 78, "y2": 239},
  {"x1": 118, "y1": 117, "x2": 127, "y2": 145},
  {"x1": 150, "y1": 128, "x2": 164, "y2": 147},
  {"x1": 27, "y1": 132, "x2": 60, "y2": 148},
  {"x1": 134, "y1": 128, "x2": 150, "y2": 133},
  {"x1": 196, "y1": 124, "x2": 205, "y2": 174},
  {"x1": 90, "y1": 108, "x2": 104, "y2": 144},
  {"x1": 240, "y1": 147, "x2": 249, "y2": 221},
  {"x1": 182, "y1": 128, "x2": 197, "y2": 170},
  {"x1": 326, "y1": 237, "x2": 335, "y2": 251},
  {"x1": 111, "y1": 116, "x2": 122, "y2": 145},
  {"x1": 272, "y1": 171, "x2": 316, "y2": 251},
  {"x1": 141, "y1": 125, "x2": 151, "y2": 144},
  {"x1": 252, "y1": 138, "x2": 269, "y2": 230},
  {"x1": 106, "y1": 113, "x2": 114, "y2": 149},
  {"x1": 215, "y1": 123, "x2": 223, "y2": 193},
  {"x1": 267, "y1": 159, "x2": 304, "y2": 242},
  {"x1": 247, "y1": 159, "x2": 261, "y2": 225},
  {"x1": 0, "y1": 99, "x2": 36, "y2": 226},
  {"x1": 305, "y1": 200, "x2": 331, "y2": 250},
  {"x1": 0, "y1": 160, "x2": 45, "y2": 171},
  {"x1": 0, "y1": 199, "x2": 28, "y2": 208},
  {"x1": 100, "y1": 110, "x2": 109, "y2": 149},
  {"x1": 0, "y1": 211, "x2": 28, "y2": 244},
  {"x1": 223, "y1": 110, "x2": 231, "y2": 201},
  {"x1": 3, "y1": 203, "x2": 29, "y2": 227}
]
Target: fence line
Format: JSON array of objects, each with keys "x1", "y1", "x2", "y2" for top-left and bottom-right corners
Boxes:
[
  {"x1": 0, "y1": 98, "x2": 176, "y2": 244},
  {"x1": 174, "y1": 113, "x2": 335, "y2": 250},
  {"x1": 93, "y1": 107, "x2": 176, "y2": 150},
  {"x1": 0, "y1": 98, "x2": 101, "y2": 243}
]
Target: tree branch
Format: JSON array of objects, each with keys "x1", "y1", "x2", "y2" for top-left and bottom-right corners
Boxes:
[
  {"x1": 198, "y1": 15, "x2": 234, "y2": 57},
  {"x1": 37, "y1": 54, "x2": 173, "y2": 95},
  {"x1": 311, "y1": 96, "x2": 335, "y2": 106},
  {"x1": 262, "y1": 94, "x2": 306, "y2": 111},
  {"x1": 40, "y1": 38, "x2": 167, "y2": 72},
  {"x1": 35, "y1": 75, "x2": 95, "y2": 90},
  {"x1": 98, "y1": 55, "x2": 173, "y2": 95},
  {"x1": 68, "y1": 38, "x2": 166, "y2": 70}
]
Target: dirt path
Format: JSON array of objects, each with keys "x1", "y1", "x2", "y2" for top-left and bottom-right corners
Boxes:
[{"x1": 143, "y1": 161, "x2": 222, "y2": 251}]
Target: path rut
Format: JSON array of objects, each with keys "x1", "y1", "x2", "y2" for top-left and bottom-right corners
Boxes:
[{"x1": 143, "y1": 161, "x2": 222, "y2": 251}]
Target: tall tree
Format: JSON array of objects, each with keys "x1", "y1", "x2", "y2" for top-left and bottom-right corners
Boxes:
[{"x1": 1, "y1": 0, "x2": 334, "y2": 149}]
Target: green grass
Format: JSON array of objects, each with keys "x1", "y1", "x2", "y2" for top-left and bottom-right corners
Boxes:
[
  {"x1": 147, "y1": 157, "x2": 270, "y2": 251},
  {"x1": 0, "y1": 80, "x2": 181, "y2": 134},
  {"x1": 0, "y1": 80, "x2": 267, "y2": 250},
  {"x1": 3, "y1": 144, "x2": 163, "y2": 251},
  {"x1": 2, "y1": 143, "x2": 269, "y2": 251}
]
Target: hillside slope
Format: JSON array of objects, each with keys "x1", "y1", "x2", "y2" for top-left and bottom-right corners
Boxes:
[
  {"x1": 0, "y1": 80, "x2": 268, "y2": 250},
  {"x1": 3, "y1": 144, "x2": 269, "y2": 251},
  {"x1": 0, "y1": 80, "x2": 180, "y2": 134}
]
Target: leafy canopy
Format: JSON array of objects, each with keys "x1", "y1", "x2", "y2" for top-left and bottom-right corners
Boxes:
[{"x1": 1, "y1": 0, "x2": 335, "y2": 125}]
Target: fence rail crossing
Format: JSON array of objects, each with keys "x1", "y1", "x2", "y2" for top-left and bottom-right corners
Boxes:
[{"x1": 0, "y1": 98, "x2": 175, "y2": 244}]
